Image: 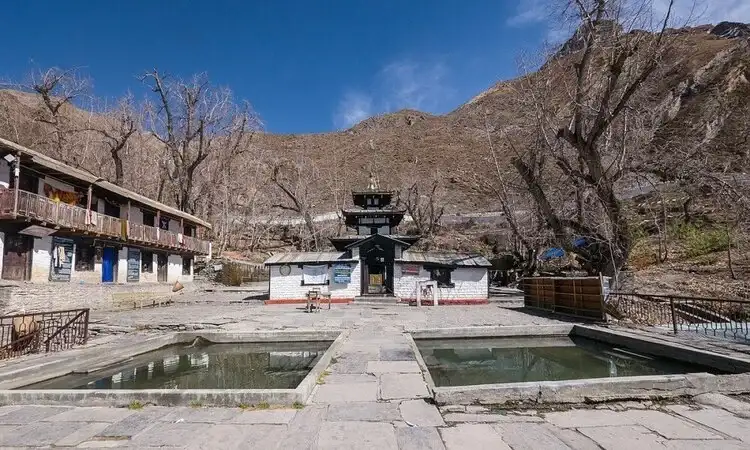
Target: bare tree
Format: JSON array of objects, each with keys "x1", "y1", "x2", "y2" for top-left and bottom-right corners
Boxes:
[
  {"x1": 269, "y1": 157, "x2": 323, "y2": 251},
  {"x1": 507, "y1": 0, "x2": 676, "y2": 279},
  {"x1": 399, "y1": 173, "x2": 445, "y2": 245},
  {"x1": 29, "y1": 67, "x2": 90, "y2": 162},
  {"x1": 87, "y1": 95, "x2": 139, "y2": 185},
  {"x1": 140, "y1": 70, "x2": 260, "y2": 213}
]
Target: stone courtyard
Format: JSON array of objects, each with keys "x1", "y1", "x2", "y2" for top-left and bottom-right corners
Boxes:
[{"x1": 1, "y1": 287, "x2": 750, "y2": 448}]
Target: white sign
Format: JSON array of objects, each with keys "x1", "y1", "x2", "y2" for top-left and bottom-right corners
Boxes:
[{"x1": 303, "y1": 265, "x2": 328, "y2": 285}]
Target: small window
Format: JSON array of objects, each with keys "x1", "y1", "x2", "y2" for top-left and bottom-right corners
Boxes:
[
  {"x1": 141, "y1": 251, "x2": 154, "y2": 272},
  {"x1": 182, "y1": 256, "x2": 192, "y2": 275},
  {"x1": 142, "y1": 211, "x2": 155, "y2": 227},
  {"x1": 75, "y1": 243, "x2": 95, "y2": 271},
  {"x1": 428, "y1": 267, "x2": 454, "y2": 288}
]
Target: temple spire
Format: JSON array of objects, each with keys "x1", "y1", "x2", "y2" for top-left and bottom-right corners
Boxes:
[{"x1": 367, "y1": 171, "x2": 380, "y2": 191}]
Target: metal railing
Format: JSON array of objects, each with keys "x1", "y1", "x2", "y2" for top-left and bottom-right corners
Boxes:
[
  {"x1": 607, "y1": 292, "x2": 750, "y2": 341},
  {"x1": 0, "y1": 308, "x2": 90, "y2": 360}
]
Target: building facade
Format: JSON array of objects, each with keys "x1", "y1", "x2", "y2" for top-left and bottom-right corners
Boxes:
[
  {"x1": 264, "y1": 177, "x2": 490, "y2": 304},
  {"x1": 0, "y1": 138, "x2": 211, "y2": 284}
]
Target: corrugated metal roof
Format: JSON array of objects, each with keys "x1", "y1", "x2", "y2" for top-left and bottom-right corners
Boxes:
[
  {"x1": 264, "y1": 252, "x2": 355, "y2": 265},
  {"x1": 398, "y1": 251, "x2": 492, "y2": 267},
  {"x1": 0, "y1": 137, "x2": 212, "y2": 229}
]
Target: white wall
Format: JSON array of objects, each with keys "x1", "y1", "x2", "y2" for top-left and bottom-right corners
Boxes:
[
  {"x1": 30, "y1": 236, "x2": 52, "y2": 282},
  {"x1": 117, "y1": 247, "x2": 128, "y2": 283},
  {"x1": 393, "y1": 264, "x2": 488, "y2": 301},
  {"x1": 269, "y1": 261, "x2": 360, "y2": 300},
  {"x1": 167, "y1": 254, "x2": 193, "y2": 283}
]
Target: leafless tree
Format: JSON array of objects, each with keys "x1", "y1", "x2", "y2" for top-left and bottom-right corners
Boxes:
[
  {"x1": 507, "y1": 0, "x2": 676, "y2": 280},
  {"x1": 140, "y1": 70, "x2": 260, "y2": 213},
  {"x1": 269, "y1": 157, "x2": 323, "y2": 251},
  {"x1": 28, "y1": 67, "x2": 90, "y2": 162},
  {"x1": 398, "y1": 170, "x2": 445, "y2": 245},
  {"x1": 86, "y1": 95, "x2": 139, "y2": 185}
]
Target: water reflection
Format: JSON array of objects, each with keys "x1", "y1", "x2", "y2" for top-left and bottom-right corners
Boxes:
[
  {"x1": 22, "y1": 342, "x2": 331, "y2": 390},
  {"x1": 416, "y1": 336, "x2": 719, "y2": 387}
]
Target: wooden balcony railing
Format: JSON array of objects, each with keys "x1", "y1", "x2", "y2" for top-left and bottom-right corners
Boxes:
[{"x1": 0, "y1": 189, "x2": 210, "y2": 255}]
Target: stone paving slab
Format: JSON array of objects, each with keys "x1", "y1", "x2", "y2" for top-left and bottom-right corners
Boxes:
[
  {"x1": 439, "y1": 423, "x2": 509, "y2": 450},
  {"x1": 399, "y1": 400, "x2": 445, "y2": 427},
  {"x1": 95, "y1": 408, "x2": 170, "y2": 439},
  {"x1": 379, "y1": 373, "x2": 430, "y2": 400},
  {"x1": 326, "y1": 402, "x2": 401, "y2": 422},
  {"x1": 188, "y1": 423, "x2": 284, "y2": 450},
  {"x1": 443, "y1": 413, "x2": 544, "y2": 423},
  {"x1": 277, "y1": 405, "x2": 327, "y2": 450},
  {"x1": 317, "y1": 421, "x2": 398, "y2": 450},
  {"x1": 229, "y1": 409, "x2": 297, "y2": 424},
  {"x1": 577, "y1": 425, "x2": 667, "y2": 450},
  {"x1": 545, "y1": 409, "x2": 639, "y2": 428},
  {"x1": 46, "y1": 406, "x2": 136, "y2": 423},
  {"x1": 626, "y1": 409, "x2": 722, "y2": 440},
  {"x1": 396, "y1": 426, "x2": 446, "y2": 450},
  {"x1": 324, "y1": 373, "x2": 378, "y2": 384},
  {"x1": 668, "y1": 405, "x2": 750, "y2": 442},
  {"x1": 54, "y1": 422, "x2": 111, "y2": 447},
  {"x1": 129, "y1": 422, "x2": 214, "y2": 447},
  {"x1": 0, "y1": 405, "x2": 71, "y2": 424},
  {"x1": 694, "y1": 393, "x2": 750, "y2": 418},
  {"x1": 493, "y1": 422, "x2": 570, "y2": 450},
  {"x1": 367, "y1": 360, "x2": 422, "y2": 374},
  {"x1": 313, "y1": 382, "x2": 379, "y2": 403},
  {"x1": 0, "y1": 420, "x2": 88, "y2": 447},
  {"x1": 380, "y1": 346, "x2": 416, "y2": 361},
  {"x1": 160, "y1": 406, "x2": 242, "y2": 423}
]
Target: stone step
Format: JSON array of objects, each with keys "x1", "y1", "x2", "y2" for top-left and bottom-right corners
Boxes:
[{"x1": 354, "y1": 296, "x2": 402, "y2": 304}]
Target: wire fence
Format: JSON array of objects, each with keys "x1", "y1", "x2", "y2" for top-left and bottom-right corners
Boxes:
[
  {"x1": 607, "y1": 292, "x2": 750, "y2": 342},
  {"x1": 0, "y1": 308, "x2": 90, "y2": 360}
]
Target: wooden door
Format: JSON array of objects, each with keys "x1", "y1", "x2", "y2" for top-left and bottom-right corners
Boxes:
[
  {"x1": 157, "y1": 253, "x2": 168, "y2": 282},
  {"x1": 2, "y1": 234, "x2": 32, "y2": 281}
]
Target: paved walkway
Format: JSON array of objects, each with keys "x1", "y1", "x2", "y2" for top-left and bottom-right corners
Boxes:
[{"x1": 3, "y1": 296, "x2": 750, "y2": 448}]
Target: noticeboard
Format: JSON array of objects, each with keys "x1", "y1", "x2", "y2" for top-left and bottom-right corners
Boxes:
[
  {"x1": 127, "y1": 248, "x2": 141, "y2": 282},
  {"x1": 332, "y1": 264, "x2": 351, "y2": 284},
  {"x1": 402, "y1": 264, "x2": 421, "y2": 275}
]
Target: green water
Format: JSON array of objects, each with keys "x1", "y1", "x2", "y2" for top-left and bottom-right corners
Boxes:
[
  {"x1": 416, "y1": 336, "x2": 720, "y2": 387},
  {"x1": 21, "y1": 341, "x2": 331, "y2": 390}
]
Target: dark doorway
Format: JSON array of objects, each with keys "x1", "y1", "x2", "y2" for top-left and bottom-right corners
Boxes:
[
  {"x1": 104, "y1": 200, "x2": 120, "y2": 218},
  {"x1": 2, "y1": 234, "x2": 32, "y2": 281},
  {"x1": 359, "y1": 237, "x2": 395, "y2": 296},
  {"x1": 157, "y1": 253, "x2": 168, "y2": 282}
]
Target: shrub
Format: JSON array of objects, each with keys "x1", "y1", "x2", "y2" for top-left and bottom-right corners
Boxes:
[
  {"x1": 218, "y1": 263, "x2": 244, "y2": 286},
  {"x1": 674, "y1": 223, "x2": 730, "y2": 258}
]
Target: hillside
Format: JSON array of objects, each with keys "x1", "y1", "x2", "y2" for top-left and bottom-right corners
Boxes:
[{"x1": 0, "y1": 22, "x2": 749, "y2": 298}]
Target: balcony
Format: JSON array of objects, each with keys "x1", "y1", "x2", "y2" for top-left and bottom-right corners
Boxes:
[{"x1": 0, "y1": 189, "x2": 211, "y2": 255}]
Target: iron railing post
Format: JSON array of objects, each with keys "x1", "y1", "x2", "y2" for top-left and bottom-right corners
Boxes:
[{"x1": 669, "y1": 297, "x2": 678, "y2": 334}]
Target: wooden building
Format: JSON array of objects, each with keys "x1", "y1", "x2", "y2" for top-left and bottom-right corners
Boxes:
[
  {"x1": 0, "y1": 137, "x2": 211, "y2": 284},
  {"x1": 264, "y1": 176, "x2": 490, "y2": 304}
]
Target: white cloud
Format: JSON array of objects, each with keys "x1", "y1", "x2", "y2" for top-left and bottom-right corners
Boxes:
[
  {"x1": 508, "y1": 0, "x2": 750, "y2": 44},
  {"x1": 333, "y1": 91, "x2": 373, "y2": 129},
  {"x1": 332, "y1": 59, "x2": 454, "y2": 129}
]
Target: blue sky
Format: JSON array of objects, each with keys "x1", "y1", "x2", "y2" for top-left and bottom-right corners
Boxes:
[{"x1": 3, "y1": 1, "x2": 748, "y2": 133}]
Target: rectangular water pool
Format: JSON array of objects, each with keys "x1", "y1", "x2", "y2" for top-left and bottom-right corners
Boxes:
[
  {"x1": 415, "y1": 336, "x2": 722, "y2": 387},
  {"x1": 20, "y1": 341, "x2": 332, "y2": 390}
]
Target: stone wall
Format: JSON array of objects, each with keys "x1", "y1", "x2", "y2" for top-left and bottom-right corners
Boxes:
[{"x1": 0, "y1": 281, "x2": 194, "y2": 315}]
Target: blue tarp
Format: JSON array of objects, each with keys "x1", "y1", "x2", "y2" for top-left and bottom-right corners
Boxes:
[{"x1": 540, "y1": 237, "x2": 591, "y2": 261}]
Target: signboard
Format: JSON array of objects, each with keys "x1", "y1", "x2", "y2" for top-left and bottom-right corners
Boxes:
[
  {"x1": 49, "y1": 237, "x2": 74, "y2": 282},
  {"x1": 333, "y1": 264, "x2": 351, "y2": 284},
  {"x1": 127, "y1": 248, "x2": 141, "y2": 282},
  {"x1": 402, "y1": 264, "x2": 421, "y2": 275}
]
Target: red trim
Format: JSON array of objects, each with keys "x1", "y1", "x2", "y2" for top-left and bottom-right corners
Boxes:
[
  {"x1": 399, "y1": 298, "x2": 489, "y2": 305},
  {"x1": 264, "y1": 298, "x2": 354, "y2": 305}
]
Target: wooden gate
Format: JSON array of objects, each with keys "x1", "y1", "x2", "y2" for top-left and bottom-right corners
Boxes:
[
  {"x1": 2, "y1": 234, "x2": 32, "y2": 281},
  {"x1": 522, "y1": 276, "x2": 608, "y2": 320}
]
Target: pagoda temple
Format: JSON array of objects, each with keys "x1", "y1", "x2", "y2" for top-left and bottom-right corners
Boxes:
[{"x1": 264, "y1": 174, "x2": 491, "y2": 304}]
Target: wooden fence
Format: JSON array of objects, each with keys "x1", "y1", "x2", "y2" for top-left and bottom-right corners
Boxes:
[{"x1": 521, "y1": 276, "x2": 609, "y2": 320}]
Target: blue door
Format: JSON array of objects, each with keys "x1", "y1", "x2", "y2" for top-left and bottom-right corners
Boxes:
[{"x1": 102, "y1": 247, "x2": 116, "y2": 282}]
